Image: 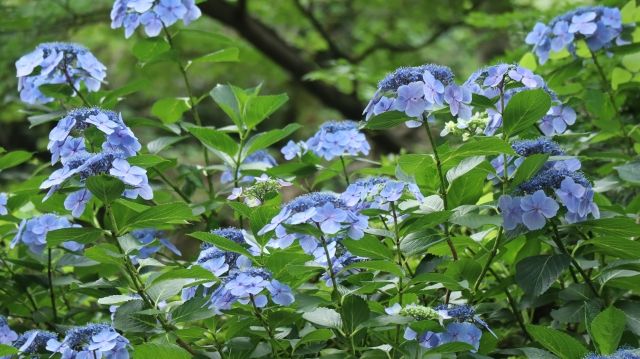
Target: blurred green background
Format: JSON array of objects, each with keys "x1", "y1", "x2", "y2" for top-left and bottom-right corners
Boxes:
[{"x1": 0, "y1": 0, "x2": 598, "y2": 156}]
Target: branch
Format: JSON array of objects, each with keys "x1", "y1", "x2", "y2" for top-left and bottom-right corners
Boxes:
[{"x1": 292, "y1": 0, "x2": 349, "y2": 60}]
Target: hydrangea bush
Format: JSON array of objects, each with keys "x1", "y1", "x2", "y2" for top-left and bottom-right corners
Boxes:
[{"x1": 1, "y1": 1, "x2": 640, "y2": 358}]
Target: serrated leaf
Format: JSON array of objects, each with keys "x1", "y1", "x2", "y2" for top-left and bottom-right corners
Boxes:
[
  {"x1": 245, "y1": 123, "x2": 301, "y2": 155},
  {"x1": 188, "y1": 231, "x2": 253, "y2": 258},
  {"x1": 151, "y1": 98, "x2": 191, "y2": 124},
  {"x1": 189, "y1": 47, "x2": 239, "y2": 67},
  {"x1": 46, "y1": 227, "x2": 103, "y2": 248},
  {"x1": 590, "y1": 306, "x2": 626, "y2": 355},
  {"x1": 244, "y1": 93, "x2": 289, "y2": 129},
  {"x1": 502, "y1": 89, "x2": 551, "y2": 136},
  {"x1": 302, "y1": 307, "x2": 342, "y2": 329},
  {"x1": 512, "y1": 154, "x2": 549, "y2": 186},
  {"x1": 122, "y1": 203, "x2": 193, "y2": 232},
  {"x1": 132, "y1": 343, "x2": 191, "y2": 359},
  {"x1": 86, "y1": 175, "x2": 125, "y2": 204},
  {"x1": 516, "y1": 255, "x2": 570, "y2": 296},
  {"x1": 188, "y1": 126, "x2": 238, "y2": 157},
  {"x1": 526, "y1": 324, "x2": 588, "y2": 359},
  {"x1": 365, "y1": 111, "x2": 411, "y2": 130}
]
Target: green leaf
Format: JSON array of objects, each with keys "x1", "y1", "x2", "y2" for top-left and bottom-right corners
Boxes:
[
  {"x1": 245, "y1": 123, "x2": 301, "y2": 155},
  {"x1": 590, "y1": 306, "x2": 626, "y2": 354},
  {"x1": 98, "y1": 294, "x2": 139, "y2": 305},
  {"x1": 244, "y1": 93, "x2": 289, "y2": 129},
  {"x1": 615, "y1": 161, "x2": 640, "y2": 185},
  {"x1": 151, "y1": 98, "x2": 191, "y2": 124},
  {"x1": 147, "y1": 279, "x2": 192, "y2": 303},
  {"x1": 132, "y1": 38, "x2": 171, "y2": 62},
  {"x1": 426, "y1": 342, "x2": 476, "y2": 354},
  {"x1": 446, "y1": 156, "x2": 485, "y2": 183},
  {"x1": 502, "y1": 89, "x2": 551, "y2": 137},
  {"x1": 150, "y1": 266, "x2": 216, "y2": 284},
  {"x1": 341, "y1": 236, "x2": 394, "y2": 260},
  {"x1": 515, "y1": 255, "x2": 570, "y2": 296},
  {"x1": 46, "y1": 227, "x2": 104, "y2": 248},
  {"x1": 188, "y1": 126, "x2": 238, "y2": 157},
  {"x1": 364, "y1": 111, "x2": 412, "y2": 130},
  {"x1": 441, "y1": 137, "x2": 514, "y2": 165},
  {"x1": 611, "y1": 67, "x2": 632, "y2": 90},
  {"x1": 447, "y1": 169, "x2": 486, "y2": 207},
  {"x1": 341, "y1": 295, "x2": 370, "y2": 334},
  {"x1": 526, "y1": 324, "x2": 588, "y2": 359},
  {"x1": 579, "y1": 217, "x2": 640, "y2": 238},
  {"x1": 0, "y1": 344, "x2": 18, "y2": 356},
  {"x1": 591, "y1": 237, "x2": 640, "y2": 259},
  {"x1": 122, "y1": 203, "x2": 193, "y2": 232},
  {"x1": 147, "y1": 136, "x2": 187, "y2": 154},
  {"x1": 343, "y1": 260, "x2": 403, "y2": 277},
  {"x1": 132, "y1": 343, "x2": 191, "y2": 359},
  {"x1": 512, "y1": 154, "x2": 549, "y2": 186},
  {"x1": 210, "y1": 84, "x2": 243, "y2": 128},
  {"x1": 188, "y1": 231, "x2": 253, "y2": 258},
  {"x1": 189, "y1": 47, "x2": 239, "y2": 67},
  {"x1": 171, "y1": 296, "x2": 216, "y2": 323},
  {"x1": 295, "y1": 329, "x2": 335, "y2": 349},
  {"x1": 0, "y1": 150, "x2": 32, "y2": 170},
  {"x1": 84, "y1": 243, "x2": 123, "y2": 266},
  {"x1": 86, "y1": 175, "x2": 125, "y2": 204},
  {"x1": 302, "y1": 307, "x2": 342, "y2": 329}
]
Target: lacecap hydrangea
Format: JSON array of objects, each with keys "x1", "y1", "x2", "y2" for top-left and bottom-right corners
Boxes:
[
  {"x1": 15, "y1": 42, "x2": 106, "y2": 105},
  {"x1": 341, "y1": 176, "x2": 425, "y2": 211},
  {"x1": 227, "y1": 174, "x2": 292, "y2": 207},
  {"x1": 41, "y1": 108, "x2": 150, "y2": 215},
  {"x1": 111, "y1": 0, "x2": 201, "y2": 38},
  {"x1": 0, "y1": 316, "x2": 17, "y2": 346},
  {"x1": 221, "y1": 150, "x2": 277, "y2": 185},
  {"x1": 364, "y1": 64, "x2": 473, "y2": 127},
  {"x1": 12, "y1": 330, "x2": 58, "y2": 356},
  {"x1": 389, "y1": 303, "x2": 492, "y2": 352},
  {"x1": 281, "y1": 120, "x2": 370, "y2": 161},
  {"x1": 11, "y1": 214, "x2": 83, "y2": 254},
  {"x1": 497, "y1": 138, "x2": 599, "y2": 231},
  {"x1": 304, "y1": 235, "x2": 365, "y2": 286},
  {"x1": 45, "y1": 324, "x2": 129, "y2": 358},
  {"x1": 259, "y1": 192, "x2": 368, "y2": 249},
  {"x1": 526, "y1": 6, "x2": 634, "y2": 64},
  {"x1": 463, "y1": 64, "x2": 576, "y2": 136},
  {"x1": 585, "y1": 348, "x2": 640, "y2": 359}
]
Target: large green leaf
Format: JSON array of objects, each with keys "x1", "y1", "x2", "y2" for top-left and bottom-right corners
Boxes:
[
  {"x1": 440, "y1": 137, "x2": 514, "y2": 165},
  {"x1": 579, "y1": 217, "x2": 640, "y2": 238},
  {"x1": 512, "y1": 154, "x2": 549, "y2": 186},
  {"x1": 590, "y1": 306, "x2": 626, "y2": 355},
  {"x1": 0, "y1": 344, "x2": 18, "y2": 356},
  {"x1": 515, "y1": 254, "x2": 570, "y2": 296},
  {"x1": 526, "y1": 325, "x2": 588, "y2": 359},
  {"x1": 188, "y1": 126, "x2": 238, "y2": 157},
  {"x1": 210, "y1": 84, "x2": 243, "y2": 128},
  {"x1": 132, "y1": 343, "x2": 191, "y2": 359},
  {"x1": 132, "y1": 38, "x2": 171, "y2": 63},
  {"x1": 0, "y1": 150, "x2": 32, "y2": 170},
  {"x1": 188, "y1": 47, "x2": 240, "y2": 67},
  {"x1": 302, "y1": 307, "x2": 342, "y2": 329},
  {"x1": 86, "y1": 175, "x2": 125, "y2": 204},
  {"x1": 151, "y1": 97, "x2": 191, "y2": 124},
  {"x1": 245, "y1": 123, "x2": 301, "y2": 155},
  {"x1": 341, "y1": 295, "x2": 370, "y2": 334},
  {"x1": 244, "y1": 93, "x2": 289, "y2": 129},
  {"x1": 122, "y1": 203, "x2": 193, "y2": 232},
  {"x1": 343, "y1": 260, "x2": 403, "y2": 277},
  {"x1": 188, "y1": 231, "x2": 253, "y2": 258},
  {"x1": 46, "y1": 227, "x2": 104, "y2": 248},
  {"x1": 591, "y1": 237, "x2": 640, "y2": 259},
  {"x1": 342, "y1": 236, "x2": 394, "y2": 260},
  {"x1": 365, "y1": 111, "x2": 412, "y2": 130},
  {"x1": 615, "y1": 161, "x2": 640, "y2": 185},
  {"x1": 502, "y1": 89, "x2": 551, "y2": 136}
]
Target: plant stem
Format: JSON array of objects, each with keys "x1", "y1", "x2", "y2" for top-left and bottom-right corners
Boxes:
[
  {"x1": 0, "y1": 255, "x2": 39, "y2": 312},
  {"x1": 62, "y1": 67, "x2": 90, "y2": 107},
  {"x1": 106, "y1": 205, "x2": 199, "y2": 356},
  {"x1": 473, "y1": 228, "x2": 503, "y2": 293},
  {"x1": 233, "y1": 131, "x2": 248, "y2": 227},
  {"x1": 550, "y1": 222, "x2": 600, "y2": 298},
  {"x1": 339, "y1": 156, "x2": 350, "y2": 185},
  {"x1": 163, "y1": 26, "x2": 215, "y2": 198},
  {"x1": 390, "y1": 202, "x2": 404, "y2": 356},
  {"x1": 47, "y1": 248, "x2": 58, "y2": 321},
  {"x1": 250, "y1": 294, "x2": 280, "y2": 358},
  {"x1": 317, "y1": 226, "x2": 341, "y2": 302},
  {"x1": 487, "y1": 267, "x2": 531, "y2": 341},
  {"x1": 589, "y1": 49, "x2": 634, "y2": 154}
]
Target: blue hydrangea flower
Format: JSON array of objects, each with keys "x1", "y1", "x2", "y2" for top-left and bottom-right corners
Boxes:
[
  {"x1": 45, "y1": 324, "x2": 129, "y2": 359},
  {"x1": 340, "y1": 176, "x2": 424, "y2": 210},
  {"x1": 11, "y1": 214, "x2": 83, "y2": 254},
  {"x1": 131, "y1": 228, "x2": 182, "y2": 259},
  {"x1": 585, "y1": 347, "x2": 640, "y2": 359},
  {"x1": 303, "y1": 120, "x2": 370, "y2": 161},
  {"x1": 520, "y1": 190, "x2": 559, "y2": 230},
  {"x1": 0, "y1": 193, "x2": 8, "y2": 216},
  {"x1": 111, "y1": 0, "x2": 201, "y2": 38},
  {"x1": 13, "y1": 330, "x2": 57, "y2": 356},
  {"x1": 281, "y1": 140, "x2": 306, "y2": 160},
  {"x1": 41, "y1": 108, "x2": 150, "y2": 205},
  {"x1": 301, "y1": 235, "x2": 364, "y2": 286},
  {"x1": 0, "y1": 316, "x2": 17, "y2": 345},
  {"x1": 556, "y1": 177, "x2": 600, "y2": 224},
  {"x1": 221, "y1": 150, "x2": 277, "y2": 184},
  {"x1": 260, "y1": 192, "x2": 368, "y2": 249},
  {"x1": 15, "y1": 42, "x2": 106, "y2": 105},
  {"x1": 444, "y1": 84, "x2": 472, "y2": 120},
  {"x1": 526, "y1": 6, "x2": 633, "y2": 63},
  {"x1": 498, "y1": 195, "x2": 523, "y2": 230},
  {"x1": 364, "y1": 64, "x2": 467, "y2": 127},
  {"x1": 540, "y1": 105, "x2": 577, "y2": 136}
]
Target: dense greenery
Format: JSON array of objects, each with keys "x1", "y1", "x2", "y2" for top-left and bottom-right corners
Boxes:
[{"x1": 1, "y1": 0, "x2": 640, "y2": 358}]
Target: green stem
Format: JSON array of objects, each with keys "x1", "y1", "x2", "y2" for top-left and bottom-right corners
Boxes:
[
  {"x1": 0, "y1": 255, "x2": 39, "y2": 312},
  {"x1": 233, "y1": 131, "x2": 248, "y2": 227},
  {"x1": 317, "y1": 226, "x2": 341, "y2": 302},
  {"x1": 163, "y1": 26, "x2": 215, "y2": 198},
  {"x1": 62, "y1": 67, "x2": 91, "y2": 107},
  {"x1": 250, "y1": 294, "x2": 281, "y2": 358},
  {"x1": 589, "y1": 49, "x2": 634, "y2": 154},
  {"x1": 47, "y1": 248, "x2": 58, "y2": 321},
  {"x1": 339, "y1": 156, "x2": 350, "y2": 185},
  {"x1": 106, "y1": 205, "x2": 199, "y2": 357},
  {"x1": 487, "y1": 267, "x2": 531, "y2": 341},
  {"x1": 550, "y1": 222, "x2": 600, "y2": 298},
  {"x1": 390, "y1": 202, "x2": 404, "y2": 356}
]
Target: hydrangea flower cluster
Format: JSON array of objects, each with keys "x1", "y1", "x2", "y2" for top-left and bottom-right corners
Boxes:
[
  {"x1": 221, "y1": 150, "x2": 277, "y2": 185},
  {"x1": 228, "y1": 174, "x2": 292, "y2": 207},
  {"x1": 0, "y1": 316, "x2": 17, "y2": 346},
  {"x1": 45, "y1": 324, "x2": 129, "y2": 358},
  {"x1": 131, "y1": 228, "x2": 181, "y2": 259},
  {"x1": 12, "y1": 330, "x2": 58, "y2": 356},
  {"x1": 0, "y1": 193, "x2": 7, "y2": 216},
  {"x1": 11, "y1": 214, "x2": 83, "y2": 254},
  {"x1": 585, "y1": 348, "x2": 640, "y2": 359},
  {"x1": 40, "y1": 108, "x2": 150, "y2": 214},
  {"x1": 259, "y1": 192, "x2": 368, "y2": 249},
  {"x1": 363, "y1": 64, "x2": 471, "y2": 127},
  {"x1": 390, "y1": 304, "x2": 490, "y2": 351},
  {"x1": 440, "y1": 112, "x2": 490, "y2": 140},
  {"x1": 497, "y1": 138, "x2": 599, "y2": 230},
  {"x1": 463, "y1": 64, "x2": 575, "y2": 136},
  {"x1": 15, "y1": 42, "x2": 106, "y2": 105},
  {"x1": 282, "y1": 120, "x2": 370, "y2": 161},
  {"x1": 111, "y1": 0, "x2": 201, "y2": 38},
  {"x1": 341, "y1": 176, "x2": 425, "y2": 210},
  {"x1": 526, "y1": 6, "x2": 633, "y2": 64}
]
